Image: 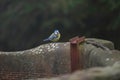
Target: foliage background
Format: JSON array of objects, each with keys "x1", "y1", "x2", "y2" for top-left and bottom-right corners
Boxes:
[{"x1": 0, "y1": 0, "x2": 120, "y2": 51}]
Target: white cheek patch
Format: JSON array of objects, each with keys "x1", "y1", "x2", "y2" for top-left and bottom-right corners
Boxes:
[{"x1": 55, "y1": 32, "x2": 58, "y2": 34}]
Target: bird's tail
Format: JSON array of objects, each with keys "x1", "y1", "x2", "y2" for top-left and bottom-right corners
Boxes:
[{"x1": 43, "y1": 38, "x2": 49, "y2": 41}]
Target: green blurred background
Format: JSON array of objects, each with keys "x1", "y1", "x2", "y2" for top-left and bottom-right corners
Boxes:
[{"x1": 0, "y1": 0, "x2": 120, "y2": 51}]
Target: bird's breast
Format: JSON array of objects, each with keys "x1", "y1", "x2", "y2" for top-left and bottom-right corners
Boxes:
[{"x1": 51, "y1": 34, "x2": 61, "y2": 42}]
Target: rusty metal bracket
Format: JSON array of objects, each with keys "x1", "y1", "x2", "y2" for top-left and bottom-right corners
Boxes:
[{"x1": 69, "y1": 36, "x2": 85, "y2": 72}]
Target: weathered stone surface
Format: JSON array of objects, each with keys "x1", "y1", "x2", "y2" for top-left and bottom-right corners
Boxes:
[
  {"x1": 0, "y1": 42, "x2": 71, "y2": 79},
  {"x1": 0, "y1": 38, "x2": 120, "y2": 80},
  {"x1": 86, "y1": 38, "x2": 114, "y2": 50},
  {"x1": 83, "y1": 40, "x2": 120, "y2": 68},
  {"x1": 31, "y1": 62, "x2": 120, "y2": 80}
]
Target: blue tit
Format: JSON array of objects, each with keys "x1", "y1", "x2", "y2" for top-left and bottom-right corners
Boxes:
[{"x1": 43, "y1": 29, "x2": 61, "y2": 42}]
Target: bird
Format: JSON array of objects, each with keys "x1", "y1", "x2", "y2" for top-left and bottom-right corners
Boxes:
[{"x1": 43, "y1": 29, "x2": 61, "y2": 42}]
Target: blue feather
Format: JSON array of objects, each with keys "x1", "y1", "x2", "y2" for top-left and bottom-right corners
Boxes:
[{"x1": 43, "y1": 38, "x2": 49, "y2": 41}]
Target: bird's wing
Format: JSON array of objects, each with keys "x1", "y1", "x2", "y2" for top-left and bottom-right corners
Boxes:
[{"x1": 48, "y1": 33, "x2": 57, "y2": 40}]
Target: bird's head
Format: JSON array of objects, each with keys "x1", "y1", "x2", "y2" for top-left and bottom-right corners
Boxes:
[{"x1": 54, "y1": 30, "x2": 59, "y2": 34}]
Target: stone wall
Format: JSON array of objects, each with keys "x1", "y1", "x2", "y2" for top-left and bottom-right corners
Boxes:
[
  {"x1": 0, "y1": 38, "x2": 120, "y2": 80},
  {"x1": 0, "y1": 43, "x2": 71, "y2": 79},
  {"x1": 35, "y1": 62, "x2": 120, "y2": 80}
]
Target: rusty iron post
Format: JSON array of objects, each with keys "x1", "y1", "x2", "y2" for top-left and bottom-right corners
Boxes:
[{"x1": 69, "y1": 36, "x2": 85, "y2": 72}]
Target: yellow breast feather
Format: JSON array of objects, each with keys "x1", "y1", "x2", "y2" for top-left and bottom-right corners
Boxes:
[{"x1": 51, "y1": 33, "x2": 61, "y2": 42}]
